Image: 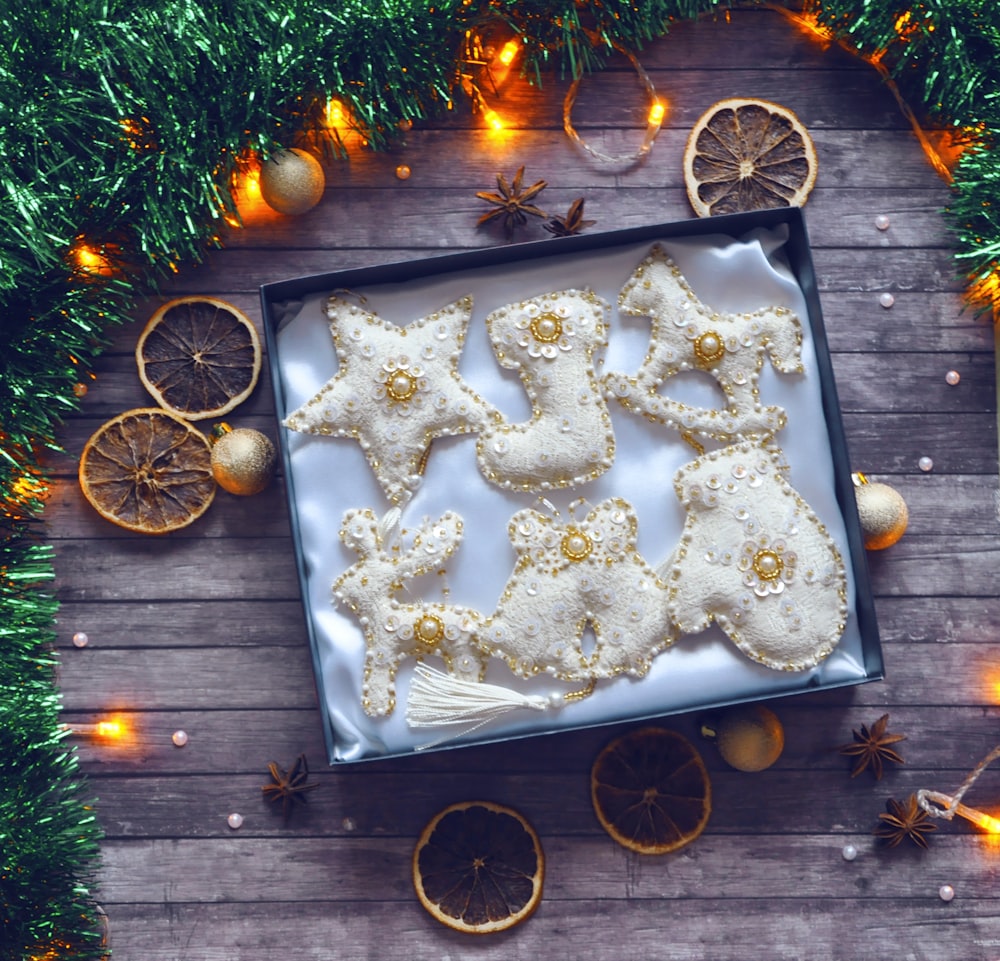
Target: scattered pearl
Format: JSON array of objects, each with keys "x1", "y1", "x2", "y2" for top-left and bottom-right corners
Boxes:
[
  {"x1": 171, "y1": 730, "x2": 189, "y2": 747},
  {"x1": 875, "y1": 214, "x2": 891, "y2": 231},
  {"x1": 227, "y1": 813, "x2": 244, "y2": 830},
  {"x1": 395, "y1": 164, "x2": 411, "y2": 180},
  {"x1": 878, "y1": 292, "x2": 895, "y2": 309},
  {"x1": 918, "y1": 456, "x2": 934, "y2": 472},
  {"x1": 945, "y1": 370, "x2": 961, "y2": 386},
  {"x1": 939, "y1": 884, "x2": 955, "y2": 902},
  {"x1": 72, "y1": 631, "x2": 90, "y2": 648},
  {"x1": 841, "y1": 843, "x2": 858, "y2": 861}
]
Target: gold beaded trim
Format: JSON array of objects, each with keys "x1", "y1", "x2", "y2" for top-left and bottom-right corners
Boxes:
[
  {"x1": 560, "y1": 528, "x2": 593, "y2": 562},
  {"x1": 752, "y1": 548, "x2": 783, "y2": 581}
]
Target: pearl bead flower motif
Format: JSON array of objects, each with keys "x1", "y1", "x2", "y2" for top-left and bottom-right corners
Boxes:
[
  {"x1": 738, "y1": 534, "x2": 796, "y2": 597},
  {"x1": 283, "y1": 295, "x2": 495, "y2": 504}
]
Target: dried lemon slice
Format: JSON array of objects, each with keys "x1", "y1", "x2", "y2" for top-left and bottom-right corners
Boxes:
[
  {"x1": 683, "y1": 97, "x2": 817, "y2": 217},
  {"x1": 413, "y1": 800, "x2": 544, "y2": 934},
  {"x1": 591, "y1": 726, "x2": 711, "y2": 854},
  {"x1": 136, "y1": 296, "x2": 261, "y2": 420},
  {"x1": 79, "y1": 408, "x2": 216, "y2": 533}
]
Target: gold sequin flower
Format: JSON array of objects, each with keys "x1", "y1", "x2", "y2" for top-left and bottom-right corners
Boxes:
[{"x1": 738, "y1": 534, "x2": 796, "y2": 597}]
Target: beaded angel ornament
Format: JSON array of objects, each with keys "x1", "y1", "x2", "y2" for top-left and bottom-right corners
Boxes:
[
  {"x1": 284, "y1": 295, "x2": 495, "y2": 504},
  {"x1": 604, "y1": 244, "x2": 803, "y2": 444},
  {"x1": 476, "y1": 288, "x2": 616, "y2": 491},
  {"x1": 332, "y1": 507, "x2": 486, "y2": 717}
]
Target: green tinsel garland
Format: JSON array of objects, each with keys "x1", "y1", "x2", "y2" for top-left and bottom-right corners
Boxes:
[{"x1": 1, "y1": 0, "x2": 997, "y2": 955}]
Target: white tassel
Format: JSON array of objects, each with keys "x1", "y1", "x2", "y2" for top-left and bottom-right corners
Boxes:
[{"x1": 406, "y1": 664, "x2": 564, "y2": 749}]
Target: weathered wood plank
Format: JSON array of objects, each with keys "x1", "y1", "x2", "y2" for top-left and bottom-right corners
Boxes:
[
  {"x1": 92, "y1": 834, "x2": 1000, "y2": 904},
  {"x1": 84, "y1": 899, "x2": 1000, "y2": 961},
  {"x1": 52, "y1": 640, "x2": 1000, "y2": 712}
]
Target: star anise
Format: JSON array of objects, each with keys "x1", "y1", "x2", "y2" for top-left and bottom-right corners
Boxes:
[
  {"x1": 837, "y1": 713, "x2": 905, "y2": 780},
  {"x1": 261, "y1": 753, "x2": 319, "y2": 822},
  {"x1": 543, "y1": 197, "x2": 596, "y2": 237},
  {"x1": 874, "y1": 794, "x2": 938, "y2": 848},
  {"x1": 475, "y1": 165, "x2": 547, "y2": 239}
]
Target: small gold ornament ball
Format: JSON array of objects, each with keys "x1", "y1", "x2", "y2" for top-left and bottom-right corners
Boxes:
[
  {"x1": 855, "y1": 480, "x2": 908, "y2": 550},
  {"x1": 259, "y1": 148, "x2": 325, "y2": 215},
  {"x1": 708, "y1": 705, "x2": 785, "y2": 772},
  {"x1": 395, "y1": 164, "x2": 411, "y2": 180},
  {"x1": 211, "y1": 428, "x2": 277, "y2": 496}
]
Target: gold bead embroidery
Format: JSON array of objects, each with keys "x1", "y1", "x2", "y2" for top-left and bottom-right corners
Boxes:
[
  {"x1": 415, "y1": 613, "x2": 444, "y2": 645},
  {"x1": 385, "y1": 368, "x2": 417, "y2": 402},
  {"x1": 530, "y1": 311, "x2": 563, "y2": 343},
  {"x1": 752, "y1": 548, "x2": 783, "y2": 581},
  {"x1": 693, "y1": 330, "x2": 725, "y2": 367},
  {"x1": 561, "y1": 529, "x2": 593, "y2": 562}
]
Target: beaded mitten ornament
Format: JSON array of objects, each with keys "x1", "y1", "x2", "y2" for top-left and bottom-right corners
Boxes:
[
  {"x1": 476, "y1": 288, "x2": 616, "y2": 491},
  {"x1": 481, "y1": 497, "x2": 676, "y2": 682},
  {"x1": 332, "y1": 508, "x2": 486, "y2": 716},
  {"x1": 284, "y1": 295, "x2": 495, "y2": 504},
  {"x1": 665, "y1": 441, "x2": 847, "y2": 670},
  {"x1": 604, "y1": 244, "x2": 803, "y2": 443}
]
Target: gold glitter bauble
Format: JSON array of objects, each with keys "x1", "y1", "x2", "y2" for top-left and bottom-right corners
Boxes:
[
  {"x1": 211, "y1": 427, "x2": 277, "y2": 495},
  {"x1": 855, "y1": 479, "x2": 908, "y2": 550},
  {"x1": 259, "y1": 148, "x2": 325, "y2": 215},
  {"x1": 710, "y1": 705, "x2": 785, "y2": 772}
]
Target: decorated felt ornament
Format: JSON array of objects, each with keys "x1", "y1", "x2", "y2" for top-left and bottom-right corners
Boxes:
[
  {"x1": 480, "y1": 497, "x2": 676, "y2": 682},
  {"x1": 476, "y1": 288, "x2": 616, "y2": 492},
  {"x1": 259, "y1": 148, "x2": 326, "y2": 215},
  {"x1": 332, "y1": 507, "x2": 486, "y2": 717},
  {"x1": 604, "y1": 244, "x2": 803, "y2": 443},
  {"x1": 853, "y1": 472, "x2": 908, "y2": 550},
  {"x1": 665, "y1": 440, "x2": 847, "y2": 671},
  {"x1": 210, "y1": 425, "x2": 277, "y2": 495},
  {"x1": 284, "y1": 295, "x2": 495, "y2": 504}
]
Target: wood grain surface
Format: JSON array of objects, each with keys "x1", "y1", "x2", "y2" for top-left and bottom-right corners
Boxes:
[{"x1": 49, "y1": 9, "x2": 1000, "y2": 960}]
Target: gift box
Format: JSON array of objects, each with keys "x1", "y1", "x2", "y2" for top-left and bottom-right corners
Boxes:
[{"x1": 261, "y1": 206, "x2": 882, "y2": 764}]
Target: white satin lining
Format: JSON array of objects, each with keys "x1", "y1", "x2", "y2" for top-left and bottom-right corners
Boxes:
[{"x1": 275, "y1": 228, "x2": 866, "y2": 762}]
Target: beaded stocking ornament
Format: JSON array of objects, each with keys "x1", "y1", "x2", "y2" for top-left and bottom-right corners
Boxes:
[
  {"x1": 284, "y1": 295, "x2": 495, "y2": 504},
  {"x1": 604, "y1": 244, "x2": 804, "y2": 443},
  {"x1": 332, "y1": 508, "x2": 486, "y2": 716},
  {"x1": 481, "y1": 497, "x2": 676, "y2": 682},
  {"x1": 476, "y1": 288, "x2": 615, "y2": 491},
  {"x1": 665, "y1": 440, "x2": 847, "y2": 670}
]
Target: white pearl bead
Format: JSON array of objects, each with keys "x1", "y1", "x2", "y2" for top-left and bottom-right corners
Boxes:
[
  {"x1": 875, "y1": 214, "x2": 890, "y2": 231},
  {"x1": 171, "y1": 730, "x2": 189, "y2": 747},
  {"x1": 72, "y1": 631, "x2": 90, "y2": 648},
  {"x1": 939, "y1": 884, "x2": 955, "y2": 902},
  {"x1": 841, "y1": 843, "x2": 858, "y2": 861},
  {"x1": 918, "y1": 456, "x2": 934, "y2": 472},
  {"x1": 878, "y1": 292, "x2": 895, "y2": 308},
  {"x1": 945, "y1": 370, "x2": 960, "y2": 386},
  {"x1": 227, "y1": 813, "x2": 244, "y2": 830}
]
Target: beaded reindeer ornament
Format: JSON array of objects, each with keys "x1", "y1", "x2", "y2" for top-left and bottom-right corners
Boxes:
[{"x1": 284, "y1": 294, "x2": 495, "y2": 504}]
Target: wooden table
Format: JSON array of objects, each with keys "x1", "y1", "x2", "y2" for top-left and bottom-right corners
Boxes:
[{"x1": 49, "y1": 8, "x2": 1000, "y2": 959}]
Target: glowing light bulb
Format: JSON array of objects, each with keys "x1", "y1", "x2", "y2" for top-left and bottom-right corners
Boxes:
[
  {"x1": 483, "y1": 109, "x2": 504, "y2": 131},
  {"x1": 96, "y1": 720, "x2": 123, "y2": 739},
  {"x1": 327, "y1": 99, "x2": 345, "y2": 126},
  {"x1": 498, "y1": 40, "x2": 519, "y2": 66},
  {"x1": 647, "y1": 101, "x2": 666, "y2": 125}
]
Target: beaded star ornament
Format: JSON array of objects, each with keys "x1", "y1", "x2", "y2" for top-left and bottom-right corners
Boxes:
[
  {"x1": 284, "y1": 295, "x2": 495, "y2": 504},
  {"x1": 604, "y1": 244, "x2": 804, "y2": 443},
  {"x1": 476, "y1": 288, "x2": 616, "y2": 491},
  {"x1": 332, "y1": 507, "x2": 486, "y2": 717}
]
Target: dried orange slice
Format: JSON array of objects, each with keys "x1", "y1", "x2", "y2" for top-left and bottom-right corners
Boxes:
[
  {"x1": 413, "y1": 800, "x2": 544, "y2": 934},
  {"x1": 683, "y1": 97, "x2": 817, "y2": 217},
  {"x1": 591, "y1": 726, "x2": 711, "y2": 854},
  {"x1": 136, "y1": 296, "x2": 261, "y2": 420},
  {"x1": 79, "y1": 408, "x2": 216, "y2": 533}
]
